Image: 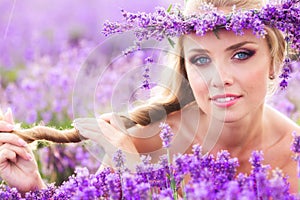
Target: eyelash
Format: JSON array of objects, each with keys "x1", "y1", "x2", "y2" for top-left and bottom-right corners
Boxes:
[
  {"x1": 189, "y1": 49, "x2": 255, "y2": 67},
  {"x1": 232, "y1": 50, "x2": 255, "y2": 60},
  {"x1": 190, "y1": 56, "x2": 211, "y2": 66}
]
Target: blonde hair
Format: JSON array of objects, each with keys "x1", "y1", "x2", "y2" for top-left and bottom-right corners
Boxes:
[{"x1": 12, "y1": 0, "x2": 286, "y2": 143}]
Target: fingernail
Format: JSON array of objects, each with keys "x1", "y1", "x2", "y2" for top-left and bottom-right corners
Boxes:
[
  {"x1": 18, "y1": 139, "x2": 27, "y2": 146},
  {"x1": 27, "y1": 153, "x2": 33, "y2": 160}
]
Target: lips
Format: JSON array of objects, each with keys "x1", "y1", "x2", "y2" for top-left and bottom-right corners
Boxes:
[{"x1": 210, "y1": 94, "x2": 242, "y2": 108}]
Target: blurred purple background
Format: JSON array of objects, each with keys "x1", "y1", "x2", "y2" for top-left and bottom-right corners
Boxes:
[
  {"x1": 0, "y1": 0, "x2": 177, "y2": 125},
  {"x1": 0, "y1": 0, "x2": 177, "y2": 67}
]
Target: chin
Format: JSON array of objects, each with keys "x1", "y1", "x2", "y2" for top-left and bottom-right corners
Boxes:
[{"x1": 211, "y1": 112, "x2": 244, "y2": 124}]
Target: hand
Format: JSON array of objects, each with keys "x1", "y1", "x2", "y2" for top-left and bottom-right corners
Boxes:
[
  {"x1": 0, "y1": 133, "x2": 46, "y2": 193},
  {"x1": 0, "y1": 108, "x2": 45, "y2": 193},
  {"x1": 73, "y1": 113, "x2": 140, "y2": 170},
  {"x1": 0, "y1": 108, "x2": 15, "y2": 132}
]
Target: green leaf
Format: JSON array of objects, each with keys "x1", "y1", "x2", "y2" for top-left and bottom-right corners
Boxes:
[
  {"x1": 168, "y1": 37, "x2": 176, "y2": 48},
  {"x1": 167, "y1": 4, "x2": 173, "y2": 13},
  {"x1": 213, "y1": 29, "x2": 220, "y2": 39}
]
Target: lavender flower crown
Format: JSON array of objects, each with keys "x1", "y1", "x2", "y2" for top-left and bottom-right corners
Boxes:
[{"x1": 103, "y1": 0, "x2": 300, "y2": 89}]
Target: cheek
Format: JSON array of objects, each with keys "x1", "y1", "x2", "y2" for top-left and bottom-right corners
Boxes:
[
  {"x1": 186, "y1": 67, "x2": 209, "y2": 104},
  {"x1": 238, "y1": 67, "x2": 269, "y2": 93}
]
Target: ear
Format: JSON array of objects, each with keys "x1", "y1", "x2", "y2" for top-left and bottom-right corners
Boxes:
[{"x1": 269, "y1": 64, "x2": 276, "y2": 80}]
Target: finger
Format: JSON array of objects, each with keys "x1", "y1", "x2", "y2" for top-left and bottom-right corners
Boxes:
[
  {"x1": 73, "y1": 118, "x2": 100, "y2": 132},
  {"x1": 0, "y1": 133, "x2": 27, "y2": 147},
  {"x1": 110, "y1": 113, "x2": 127, "y2": 133},
  {"x1": 99, "y1": 113, "x2": 128, "y2": 132},
  {"x1": 4, "y1": 108, "x2": 14, "y2": 124},
  {"x1": 98, "y1": 119, "x2": 138, "y2": 154},
  {"x1": 74, "y1": 118, "x2": 129, "y2": 154},
  {"x1": 98, "y1": 119, "x2": 124, "y2": 141},
  {"x1": 99, "y1": 113, "x2": 113, "y2": 122},
  {"x1": 0, "y1": 143, "x2": 32, "y2": 161},
  {"x1": 73, "y1": 118, "x2": 105, "y2": 141},
  {"x1": 0, "y1": 121, "x2": 14, "y2": 132},
  {"x1": 0, "y1": 149, "x2": 17, "y2": 163},
  {"x1": 99, "y1": 113, "x2": 135, "y2": 130},
  {"x1": 73, "y1": 118, "x2": 118, "y2": 156},
  {"x1": 97, "y1": 119, "x2": 126, "y2": 152}
]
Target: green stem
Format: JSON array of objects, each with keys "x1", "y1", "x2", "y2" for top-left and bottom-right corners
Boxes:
[
  {"x1": 167, "y1": 149, "x2": 178, "y2": 200},
  {"x1": 181, "y1": 179, "x2": 187, "y2": 200}
]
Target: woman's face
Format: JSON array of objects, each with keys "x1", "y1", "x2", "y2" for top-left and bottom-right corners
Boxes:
[{"x1": 183, "y1": 29, "x2": 272, "y2": 123}]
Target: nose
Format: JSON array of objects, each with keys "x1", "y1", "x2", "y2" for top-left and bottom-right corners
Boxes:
[{"x1": 210, "y1": 63, "x2": 234, "y2": 88}]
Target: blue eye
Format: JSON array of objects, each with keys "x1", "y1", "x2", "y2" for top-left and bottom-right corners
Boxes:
[
  {"x1": 233, "y1": 50, "x2": 255, "y2": 60},
  {"x1": 191, "y1": 56, "x2": 211, "y2": 66}
]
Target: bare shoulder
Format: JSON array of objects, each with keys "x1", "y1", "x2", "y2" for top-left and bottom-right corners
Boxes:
[
  {"x1": 265, "y1": 104, "x2": 300, "y2": 134},
  {"x1": 127, "y1": 101, "x2": 200, "y2": 154},
  {"x1": 264, "y1": 104, "x2": 299, "y2": 155},
  {"x1": 264, "y1": 105, "x2": 298, "y2": 193}
]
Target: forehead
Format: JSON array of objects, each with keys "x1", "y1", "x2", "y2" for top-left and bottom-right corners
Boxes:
[{"x1": 182, "y1": 29, "x2": 266, "y2": 50}]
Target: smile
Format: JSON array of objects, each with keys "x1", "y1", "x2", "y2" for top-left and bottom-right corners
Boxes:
[
  {"x1": 215, "y1": 97, "x2": 236, "y2": 103},
  {"x1": 210, "y1": 94, "x2": 242, "y2": 108}
]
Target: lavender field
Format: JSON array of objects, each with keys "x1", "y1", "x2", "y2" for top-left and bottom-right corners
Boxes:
[{"x1": 0, "y1": 0, "x2": 300, "y2": 199}]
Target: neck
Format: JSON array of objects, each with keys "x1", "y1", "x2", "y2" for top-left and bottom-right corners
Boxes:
[{"x1": 202, "y1": 106, "x2": 266, "y2": 153}]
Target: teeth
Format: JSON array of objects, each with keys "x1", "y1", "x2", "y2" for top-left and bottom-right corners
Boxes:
[{"x1": 215, "y1": 97, "x2": 235, "y2": 103}]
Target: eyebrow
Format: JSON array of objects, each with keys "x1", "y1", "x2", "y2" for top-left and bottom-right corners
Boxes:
[
  {"x1": 187, "y1": 41, "x2": 256, "y2": 54},
  {"x1": 225, "y1": 41, "x2": 256, "y2": 51},
  {"x1": 187, "y1": 48, "x2": 210, "y2": 54}
]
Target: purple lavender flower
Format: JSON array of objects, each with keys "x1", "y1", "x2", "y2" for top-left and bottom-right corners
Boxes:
[
  {"x1": 213, "y1": 150, "x2": 239, "y2": 190},
  {"x1": 249, "y1": 151, "x2": 274, "y2": 199},
  {"x1": 0, "y1": 185, "x2": 21, "y2": 200},
  {"x1": 141, "y1": 56, "x2": 153, "y2": 90},
  {"x1": 135, "y1": 182, "x2": 151, "y2": 199},
  {"x1": 159, "y1": 122, "x2": 174, "y2": 148},
  {"x1": 280, "y1": 58, "x2": 292, "y2": 89},
  {"x1": 223, "y1": 181, "x2": 240, "y2": 199},
  {"x1": 136, "y1": 155, "x2": 156, "y2": 187},
  {"x1": 268, "y1": 169, "x2": 291, "y2": 200},
  {"x1": 122, "y1": 172, "x2": 151, "y2": 199},
  {"x1": 112, "y1": 149, "x2": 127, "y2": 172},
  {"x1": 291, "y1": 131, "x2": 300, "y2": 153},
  {"x1": 0, "y1": 144, "x2": 298, "y2": 199},
  {"x1": 106, "y1": 173, "x2": 122, "y2": 199},
  {"x1": 173, "y1": 154, "x2": 190, "y2": 185},
  {"x1": 249, "y1": 151, "x2": 265, "y2": 173},
  {"x1": 185, "y1": 181, "x2": 215, "y2": 199},
  {"x1": 291, "y1": 131, "x2": 300, "y2": 181},
  {"x1": 158, "y1": 188, "x2": 173, "y2": 199},
  {"x1": 25, "y1": 184, "x2": 56, "y2": 200},
  {"x1": 92, "y1": 167, "x2": 111, "y2": 197},
  {"x1": 103, "y1": 1, "x2": 300, "y2": 53},
  {"x1": 192, "y1": 144, "x2": 202, "y2": 159}
]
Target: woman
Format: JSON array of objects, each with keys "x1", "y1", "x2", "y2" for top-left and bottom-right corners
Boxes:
[{"x1": 0, "y1": 0, "x2": 299, "y2": 194}]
